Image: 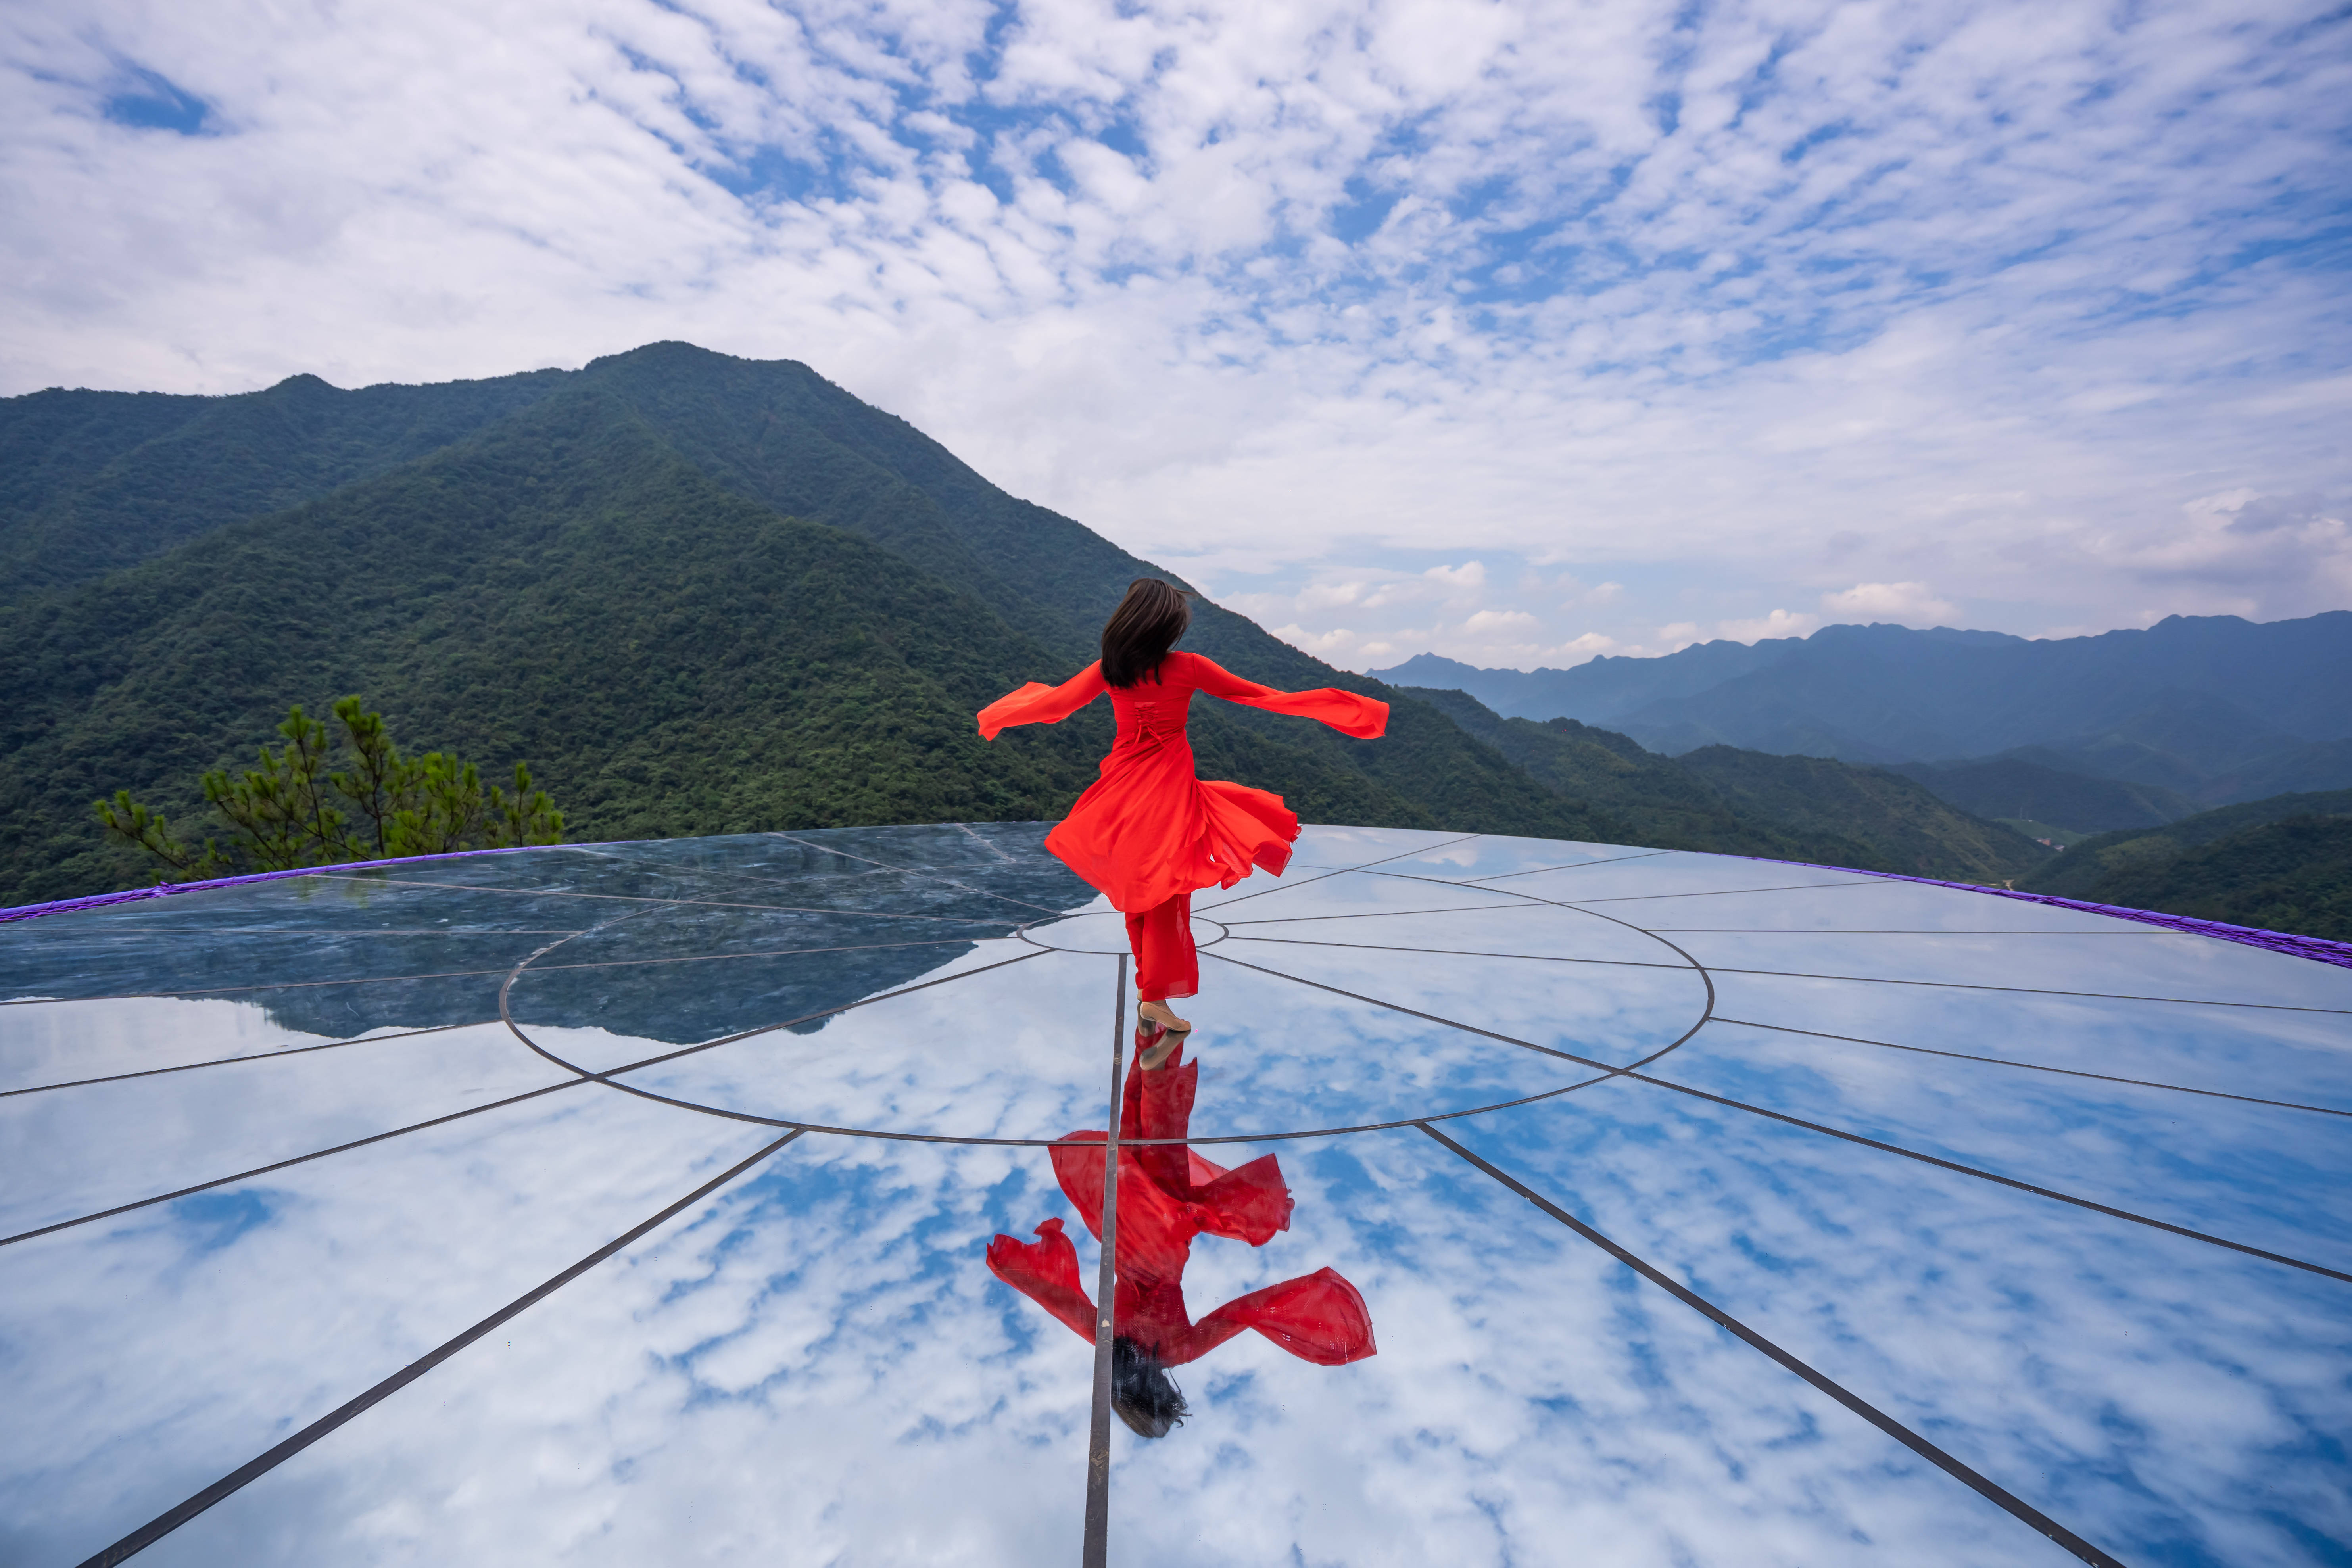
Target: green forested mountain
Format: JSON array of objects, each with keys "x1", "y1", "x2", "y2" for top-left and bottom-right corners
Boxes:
[
  {"x1": 1402, "y1": 687, "x2": 2051, "y2": 884},
  {"x1": 0, "y1": 369, "x2": 568, "y2": 602},
  {"x1": 2017, "y1": 791, "x2": 2352, "y2": 941},
  {"x1": 0, "y1": 346, "x2": 1616, "y2": 904},
  {"x1": 1885, "y1": 756, "x2": 2196, "y2": 832}
]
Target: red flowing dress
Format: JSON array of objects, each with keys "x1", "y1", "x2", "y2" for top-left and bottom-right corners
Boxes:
[
  {"x1": 986, "y1": 1041, "x2": 1377, "y2": 1368},
  {"x1": 976, "y1": 650, "x2": 1389, "y2": 915}
]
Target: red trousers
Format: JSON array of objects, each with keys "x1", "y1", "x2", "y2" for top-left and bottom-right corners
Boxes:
[{"x1": 1125, "y1": 893, "x2": 1197, "y2": 1002}]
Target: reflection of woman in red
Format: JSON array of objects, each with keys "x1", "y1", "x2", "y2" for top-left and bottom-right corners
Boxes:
[
  {"x1": 978, "y1": 579, "x2": 1387, "y2": 1063},
  {"x1": 987, "y1": 1042, "x2": 1377, "y2": 1437}
]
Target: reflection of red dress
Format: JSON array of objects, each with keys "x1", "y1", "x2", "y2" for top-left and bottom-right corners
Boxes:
[
  {"x1": 987, "y1": 1045, "x2": 1377, "y2": 1368},
  {"x1": 977, "y1": 651, "x2": 1387, "y2": 915}
]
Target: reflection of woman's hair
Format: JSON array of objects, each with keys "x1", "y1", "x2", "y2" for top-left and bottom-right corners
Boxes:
[
  {"x1": 1100, "y1": 578, "x2": 1192, "y2": 688},
  {"x1": 1112, "y1": 1336, "x2": 1189, "y2": 1439}
]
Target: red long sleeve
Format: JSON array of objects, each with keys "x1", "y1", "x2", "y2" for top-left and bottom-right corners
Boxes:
[
  {"x1": 985, "y1": 1218, "x2": 1097, "y2": 1343},
  {"x1": 1177, "y1": 653, "x2": 1389, "y2": 739},
  {"x1": 976, "y1": 663, "x2": 1108, "y2": 739}
]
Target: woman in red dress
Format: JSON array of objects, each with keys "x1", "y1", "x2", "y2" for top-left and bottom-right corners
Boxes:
[
  {"x1": 987, "y1": 1037, "x2": 1377, "y2": 1437},
  {"x1": 977, "y1": 579, "x2": 1388, "y2": 1063}
]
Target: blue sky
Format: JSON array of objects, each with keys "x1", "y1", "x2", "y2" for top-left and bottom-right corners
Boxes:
[{"x1": 3, "y1": 0, "x2": 2348, "y2": 668}]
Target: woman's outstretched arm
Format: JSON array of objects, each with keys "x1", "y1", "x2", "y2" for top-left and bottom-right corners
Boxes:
[
  {"x1": 977, "y1": 662, "x2": 1110, "y2": 739},
  {"x1": 1179, "y1": 653, "x2": 1388, "y2": 739}
]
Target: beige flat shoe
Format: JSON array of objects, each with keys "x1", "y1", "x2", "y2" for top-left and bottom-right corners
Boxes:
[{"x1": 1137, "y1": 999, "x2": 1192, "y2": 1035}]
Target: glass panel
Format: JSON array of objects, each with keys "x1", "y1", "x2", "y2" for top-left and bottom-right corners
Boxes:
[
  {"x1": 0, "y1": 1020, "x2": 565, "y2": 1237},
  {"x1": 1448, "y1": 1086, "x2": 2352, "y2": 1565},
  {"x1": 0, "y1": 997, "x2": 481, "y2": 1092},
  {"x1": 1646, "y1": 1018, "x2": 2352, "y2": 1267},
  {"x1": 1216, "y1": 898, "x2": 1690, "y2": 964},
  {"x1": 127, "y1": 1134, "x2": 1087, "y2": 1568},
  {"x1": 1657, "y1": 921, "x2": 2352, "y2": 1010},
  {"x1": 509, "y1": 938, "x2": 1046, "y2": 1075},
  {"x1": 609, "y1": 946, "x2": 1121, "y2": 1138},
  {"x1": 1205, "y1": 938, "x2": 1707, "y2": 1073},
  {"x1": 1191, "y1": 867, "x2": 1547, "y2": 919},
  {"x1": 1490, "y1": 853, "x2": 1901, "y2": 903},
  {"x1": 1709, "y1": 970, "x2": 2352, "y2": 1109},
  {"x1": 7, "y1": 823, "x2": 2343, "y2": 1566},
  {"x1": 0, "y1": 1093, "x2": 775, "y2": 1567},
  {"x1": 1107, "y1": 1126, "x2": 2088, "y2": 1566}
]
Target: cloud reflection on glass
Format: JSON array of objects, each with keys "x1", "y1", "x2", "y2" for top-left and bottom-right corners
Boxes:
[{"x1": 1, "y1": 823, "x2": 2344, "y2": 1566}]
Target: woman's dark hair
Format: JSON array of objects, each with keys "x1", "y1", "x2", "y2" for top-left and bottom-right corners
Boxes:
[
  {"x1": 1112, "y1": 1336, "x2": 1189, "y2": 1439},
  {"x1": 1100, "y1": 578, "x2": 1192, "y2": 687}
]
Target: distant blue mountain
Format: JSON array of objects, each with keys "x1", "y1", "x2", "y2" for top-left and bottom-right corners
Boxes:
[{"x1": 1371, "y1": 614, "x2": 2352, "y2": 800}]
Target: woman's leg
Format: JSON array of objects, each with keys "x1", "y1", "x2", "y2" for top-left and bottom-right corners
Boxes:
[{"x1": 1127, "y1": 894, "x2": 1198, "y2": 1024}]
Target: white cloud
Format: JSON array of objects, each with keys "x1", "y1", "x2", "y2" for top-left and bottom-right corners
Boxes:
[
  {"x1": 1819, "y1": 582, "x2": 1960, "y2": 624},
  {"x1": 1, "y1": 0, "x2": 2345, "y2": 668},
  {"x1": 1461, "y1": 608, "x2": 1538, "y2": 633},
  {"x1": 1423, "y1": 562, "x2": 1488, "y2": 591},
  {"x1": 1712, "y1": 608, "x2": 1822, "y2": 643}
]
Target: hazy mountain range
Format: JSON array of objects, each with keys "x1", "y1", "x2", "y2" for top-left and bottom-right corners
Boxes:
[{"x1": 1373, "y1": 614, "x2": 2352, "y2": 819}]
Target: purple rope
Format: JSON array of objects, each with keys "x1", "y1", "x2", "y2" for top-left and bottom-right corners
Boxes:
[
  {"x1": 0, "y1": 843, "x2": 601, "y2": 925},
  {"x1": 1758, "y1": 859, "x2": 2352, "y2": 972}
]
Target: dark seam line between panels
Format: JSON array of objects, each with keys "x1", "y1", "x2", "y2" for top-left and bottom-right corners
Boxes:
[
  {"x1": 0, "y1": 1075, "x2": 593, "y2": 1249},
  {"x1": 1644, "y1": 929, "x2": 2170, "y2": 935},
  {"x1": 2, "y1": 937, "x2": 1008, "y2": 1008},
  {"x1": 1223, "y1": 922, "x2": 2352, "y2": 1014},
  {"x1": 768, "y1": 832, "x2": 1071, "y2": 917},
  {"x1": 1227, "y1": 935, "x2": 1688, "y2": 971},
  {"x1": 527, "y1": 950, "x2": 1055, "y2": 1078},
  {"x1": 1202, "y1": 951, "x2": 1709, "y2": 1078},
  {"x1": 1082, "y1": 956, "x2": 1127, "y2": 1568},
  {"x1": 1551, "y1": 879, "x2": 1894, "y2": 903},
  {"x1": 1191, "y1": 833, "x2": 1490, "y2": 915},
  {"x1": 1342, "y1": 863, "x2": 1877, "y2": 905},
  {"x1": 1694, "y1": 967, "x2": 2352, "y2": 1015},
  {"x1": 1223, "y1": 936, "x2": 2352, "y2": 1019},
  {"x1": 496, "y1": 856, "x2": 1706, "y2": 1150},
  {"x1": 0, "y1": 1021, "x2": 490, "y2": 1100},
  {"x1": 1626, "y1": 1067, "x2": 2352, "y2": 1285},
  {"x1": 8, "y1": 927, "x2": 593, "y2": 937},
  {"x1": 528, "y1": 938, "x2": 984, "y2": 973},
  {"x1": 557, "y1": 1057, "x2": 1650, "y2": 1149},
  {"x1": 312, "y1": 873, "x2": 1029, "y2": 924},
  {"x1": 1459, "y1": 850, "x2": 1678, "y2": 883},
  {"x1": 525, "y1": 933, "x2": 1719, "y2": 1150},
  {"x1": 0, "y1": 969, "x2": 520, "y2": 1004},
  {"x1": 1217, "y1": 903, "x2": 1581, "y2": 927},
  {"x1": 1204, "y1": 953, "x2": 2352, "y2": 1284},
  {"x1": 1715, "y1": 1017, "x2": 2352, "y2": 1119},
  {"x1": 1416, "y1": 1124, "x2": 2130, "y2": 1568},
  {"x1": 76, "y1": 1130, "x2": 805, "y2": 1568}
]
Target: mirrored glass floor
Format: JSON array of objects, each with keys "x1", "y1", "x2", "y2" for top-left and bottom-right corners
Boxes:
[{"x1": 4, "y1": 824, "x2": 2348, "y2": 1566}]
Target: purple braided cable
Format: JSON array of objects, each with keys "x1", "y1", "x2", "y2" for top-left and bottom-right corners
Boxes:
[{"x1": 1754, "y1": 858, "x2": 2352, "y2": 972}]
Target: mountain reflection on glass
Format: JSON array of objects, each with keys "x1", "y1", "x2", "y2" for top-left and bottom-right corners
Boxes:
[{"x1": 988, "y1": 1038, "x2": 1376, "y2": 1439}]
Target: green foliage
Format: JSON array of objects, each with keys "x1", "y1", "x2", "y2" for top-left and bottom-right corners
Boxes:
[
  {"x1": 2017, "y1": 788, "x2": 2352, "y2": 902},
  {"x1": 1402, "y1": 687, "x2": 2051, "y2": 883},
  {"x1": 1890, "y1": 757, "x2": 2196, "y2": 833},
  {"x1": 2078, "y1": 813, "x2": 2352, "y2": 941},
  {"x1": 94, "y1": 697, "x2": 562, "y2": 880},
  {"x1": 0, "y1": 370, "x2": 566, "y2": 605},
  {"x1": 1678, "y1": 746, "x2": 2051, "y2": 884}
]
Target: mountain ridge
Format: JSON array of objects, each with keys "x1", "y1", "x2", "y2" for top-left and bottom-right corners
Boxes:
[
  {"x1": 0, "y1": 345, "x2": 1618, "y2": 904},
  {"x1": 1373, "y1": 614, "x2": 2352, "y2": 808}
]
